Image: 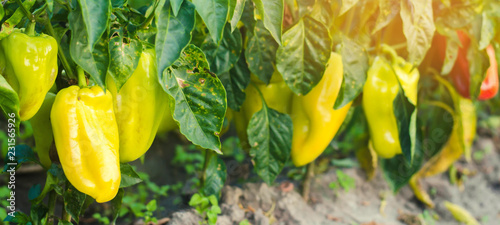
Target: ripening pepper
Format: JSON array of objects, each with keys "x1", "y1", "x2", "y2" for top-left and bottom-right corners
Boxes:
[
  {"x1": 363, "y1": 57, "x2": 402, "y2": 158},
  {"x1": 449, "y1": 31, "x2": 499, "y2": 100},
  {"x1": 106, "y1": 49, "x2": 168, "y2": 163},
  {"x1": 291, "y1": 52, "x2": 351, "y2": 167},
  {"x1": 234, "y1": 70, "x2": 293, "y2": 150},
  {"x1": 51, "y1": 86, "x2": 120, "y2": 203},
  {"x1": 410, "y1": 97, "x2": 475, "y2": 207},
  {"x1": 0, "y1": 31, "x2": 58, "y2": 121},
  {"x1": 30, "y1": 92, "x2": 56, "y2": 168},
  {"x1": 157, "y1": 98, "x2": 177, "y2": 134}
]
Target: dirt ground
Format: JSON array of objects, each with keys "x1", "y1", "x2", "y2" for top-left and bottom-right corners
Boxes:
[
  {"x1": 166, "y1": 135, "x2": 500, "y2": 225},
  {"x1": 3, "y1": 131, "x2": 500, "y2": 225}
]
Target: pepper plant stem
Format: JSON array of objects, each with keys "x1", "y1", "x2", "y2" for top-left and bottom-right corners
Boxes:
[
  {"x1": 302, "y1": 160, "x2": 315, "y2": 202},
  {"x1": 14, "y1": 0, "x2": 34, "y2": 21},
  {"x1": 77, "y1": 67, "x2": 87, "y2": 88},
  {"x1": 200, "y1": 150, "x2": 213, "y2": 189},
  {"x1": 46, "y1": 191, "x2": 57, "y2": 225},
  {"x1": 41, "y1": 10, "x2": 76, "y2": 80}
]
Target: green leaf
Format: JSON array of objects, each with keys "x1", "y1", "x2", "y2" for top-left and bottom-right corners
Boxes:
[
  {"x1": 155, "y1": 0, "x2": 195, "y2": 79},
  {"x1": 203, "y1": 152, "x2": 227, "y2": 197},
  {"x1": 69, "y1": 4, "x2": 110, "y2": 87},
  {"x1": 479, "y1": 12, "x2": 497, "y2": 50},
  {"x1": 30, "y1": 203, "x2": 48, "y2": 225},
  {"x1": 3, "y1": 145, "x2": 39, "y2": 172},
  {"x1": 276, "y1": 16, "x2": 332, "y2": 95},
  {"x1": 0, "y1": 75, "x2": 20, "y2": 129},
  {"x1": 245, "y1": 20, "x2": 279, "y2": 84},
  {"x1": 146, "y1": 199, "x2": 157, "y2": 211},
  {"x1": 372, "y1": 0, "x2": 400, "y2": 34},
  {"x1": 4, "y1": 211, "x2": 30, "y2": 223},
  {"x1": 224, "y1": 52, "x2": 251, "y2": 111},
  {"x1": 63, "y1": 184, "x2": 86, "y2": 223},
  {"x1": 110, "y1": 189, "x2": 124, "y2": 222},
  {"x1": 0, "y1": 0, "x2": 35, "y2": 38},
  {"x1": 419, "y1": 98, "x2": 454, "y2": 159},
  {"x1": 240, "y1": 0, "x2": 255, "y2": 29},
  {"x1": 339, "y1": 0, "x2": 360, "y2": 16},
  {"x1": 253, "y1": 0, "x2": 284, "y2": 44},
  {"x1": 468, "y1": 40, "x2": 490, "y2": 99},
  {"x1": 334, "y1": 38, "x2": 368, "y2": 109},
  {"x1": 161, "y1": 45, "x2": 227, "y2": 153},
  {"x1": 193, "y1": 0, "x2": 229, "y2": 44},
  {"x1": 309, "y1": 0, "x2": 334, "y2": 27},
  {"x1": 393, "y1": 90, "x2": 416, "y2": 163},
  {"x1": 202, "y1": 24, "x2": 242, "y2": 74},
  {"x1": 107, "y1": 30, "x2": 143, "y2": 91},
  {"x1": 440, "y1": 31, "x2": 460, "y2": 75},
  {"x1": 247, "y1": 100, "x2": 293, "y2": 185},
  {"x1": 119, "y1": 163, "x2": 143, "y2": 188},
  {"x1": 400, "y1": 0, "x2": 436, "y2": 65},
  {"x1": 79, "y1": 0, "x2": 110, "y2": 48},
  {"x1": 28, "y1": 184, "x2": 42, "y2": 201},
  {"x1": 171, "y1": 0, "x2": 184, "y2": 16},
  {"x1": 0, "y1": 4, "x2": 4, "y2": 21},
  {"x1": 380, "y1": 120, "x2": 423, "y2": 192},
  {"x1": 229, "y1": 0, "x2": 246, "y2": 31}
]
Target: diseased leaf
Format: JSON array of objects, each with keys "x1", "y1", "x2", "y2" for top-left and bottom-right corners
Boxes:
[
  {"x1": 193, "y1": 0, "x2": 229, "y2": 44},
  {"x1": 203, "y1": 152, "x2": 227, "y2": 197},
  {"x1": 107, "y1": 29, "x2": 143, "y2": 91},
  {"x1": 400, "y1": 0, "x2": 436, "y2": 65},
  {"x1": 372, "y1": 0, "x2": 400, "y2": 34},
  {"x1": 202, "y1": 24, "x2": 242, "y2": 74},
  {"x1": 0, "y1": 0, "x2": 35, "y2": 39},
  {"x1": 334, "y1": 37, "x2": 369, "y2": 109},
  {"x1": 253, "y1": 0, "x2": 284, "y2": 44},
  {"x1": 160, "y1": 45, "x2": 227, "y2": 153},
  {"x1": 155, "y1": 0, "x2": 196, "y2": 80},
  {"x1": 339, "y1": 0, "x2": 359, "y2": 16},
  {"x1": 276, "y1": 16, "x2": 332, "y2": 95},
  {"x1": 245, "y1": 21, "x2": 279, "y2": 84},
  {"x1": 247, "y1": 100, "x2": 293, "y2": 185}
]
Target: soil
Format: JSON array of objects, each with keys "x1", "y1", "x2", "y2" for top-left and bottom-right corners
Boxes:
[{"x1": 3, "y1": 131, "x2": 500, "y2": 225}]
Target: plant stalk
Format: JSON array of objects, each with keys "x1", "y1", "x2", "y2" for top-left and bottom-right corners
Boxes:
[
  {"x1": 40, "y1": 9, "x2": 76, "y2": 80},
  {"x1": 302, "y1": 161, "x2": 315, "y2": 202},
  {"x1": 77, "y1": 67, "x2": 87, "y2": 88},
  {"x1": 46, "y1": 191, "x2": 57, "y2": 225}
]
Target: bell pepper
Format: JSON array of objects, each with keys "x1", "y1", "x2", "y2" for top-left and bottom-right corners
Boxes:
[
  {"x1": 0, "y1": 31, "x2": 58, "y2": 121},
  {"x1": 51, "y1": 86, "x2": 120, "y2": 203},
  {"x1": 106, "y1": 49, "x2": 168, "y2": 163},
  {"x1": 363, "y1": 57, "x2": 402, "y2": 158},
  {"x1": 234, "y1": 70, "x2": 293, "y2": 150},
  {"x1": 291, "y1": 52, "x2": 351, "y2": 167},
  {"x1": 410, "y1": 97, "x2": 475, "y2": 207},
  {"x1": 449, "y1": 31, "x2": 498, "y2": 100},
  {"x1": 478, "y1": 45, "x2": 498, "y2": 100},
  {"x1": 30, "y1": 93, "x2": 56, "y2": 169},
  {"x1": 157, "y1": 98, "x2": 177, "y2": 134}
]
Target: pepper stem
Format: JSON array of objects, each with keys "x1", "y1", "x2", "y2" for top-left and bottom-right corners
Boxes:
[
  {"x1": 77, "y1": 67, "x2": 87, "y2": 88},
  {"x1": 25, "y1": 21, "x2": 36, "y2": 36},
  {"x1": 46, "y1": 191, "x2": 57, "y2": 225},
  {"x1": 200, "y1": 150, "x2": 213, "y2": 189},
  {"x1": 302, "y1": 160, "x2": 315, "y2": 202}
]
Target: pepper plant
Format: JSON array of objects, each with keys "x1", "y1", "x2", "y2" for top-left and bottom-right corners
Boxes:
[{"x1": 1, "y1": 0, "x2": 500, "y2": 224}]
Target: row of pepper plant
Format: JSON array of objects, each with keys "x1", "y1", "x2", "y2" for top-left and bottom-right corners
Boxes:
[{"x1": 1, "y1": 0, "x2": 499, "y2": 224}]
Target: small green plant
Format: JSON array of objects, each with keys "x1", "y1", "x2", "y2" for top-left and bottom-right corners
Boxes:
[
  {"x1": 0, "y1": 186, "x2": 11, "y2": 225},
  {"x1": 92, "y1": 213, "x2": 110, "y2": 224},
  {"x1": 189, "y1": 193, "x2": 221, "y2": 225},
  {"x1": 239, "y1": 219, "x2": 251, "y2": 225},
  {"x1": 329, "y1": 170, "x2": 356, "y2": 193}
]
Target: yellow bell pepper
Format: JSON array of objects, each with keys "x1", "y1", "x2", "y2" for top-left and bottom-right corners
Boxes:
[
  {"x1": 362, "y1": 57, "x2": 402, "y2": 158},
  {"x1": 233, "y1": 70, "x2": 293, "y2": 150},
  {"x1": 0, "y1": 31, "x2": 58, "y2": 121},
  {"x1": 107, "y1": 49, "x2": 168, "y2": 163},
  {"x1": 291, "y1": 52, "x2": 351, "y2": 167},
  {"x1": 51, "y1": 86, "x2": 120, "y2": 203}
]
